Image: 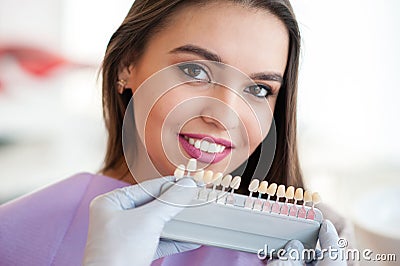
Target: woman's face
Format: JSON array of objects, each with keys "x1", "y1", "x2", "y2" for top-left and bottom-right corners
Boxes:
[{"x1": 125, "y1": 2, "x2": 289, "y2": 177}]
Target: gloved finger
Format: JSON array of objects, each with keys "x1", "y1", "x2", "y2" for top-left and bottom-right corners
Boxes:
[
  {"x1": 318, "y1": 220, "x2": 347, "y2": 266},
  {"x1": 145, "y1": 177, "x2": 198, "y2": 223},
  {"x1": 154, "y1": 240, "x2": 201, "y2": 260},
  {"x1": 267, "y1": 260, "x2": 303, "y2": 266},
  {"x1": 121, "y1": 175, "x2": 177, "y2": 207},
  {"x1": 319, "y1": 220, "x2": 340, "y2": 250},
  {"x1": 267, "y1": 240, "x2": 304, "y2": 266},
  {"x1": 93, "y1": 176, "x2": 176, "y2": 210}
]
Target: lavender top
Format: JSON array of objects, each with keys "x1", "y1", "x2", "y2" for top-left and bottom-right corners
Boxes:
[{"x1": 0, "y1": 173, "x2": 265, "y2": 266}]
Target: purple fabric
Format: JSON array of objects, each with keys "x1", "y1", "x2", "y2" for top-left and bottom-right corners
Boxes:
[{"x1": 0, "y1": 173, "x2": 266, "y2": 266}]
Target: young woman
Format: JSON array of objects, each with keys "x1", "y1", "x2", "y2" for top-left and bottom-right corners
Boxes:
[{"x1": 0, "y1": 0, "x2": 353, "y2": 265}]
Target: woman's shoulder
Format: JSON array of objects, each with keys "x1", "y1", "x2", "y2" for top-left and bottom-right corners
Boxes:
[
  {"x1": 0, "y1": 172, "x2": 128, "y2": 266},
  {"x1": 0, "y1": 172, "x2": 127, "y2": 213}
]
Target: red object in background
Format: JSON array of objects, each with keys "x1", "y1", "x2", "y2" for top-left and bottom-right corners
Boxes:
[{"x1": 0, "y1": 45, "x2": 90, "y2": 92}]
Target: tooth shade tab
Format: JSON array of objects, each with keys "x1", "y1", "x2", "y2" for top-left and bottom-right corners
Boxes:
[
  {"x1": 212, "y1": 172, "x2": 223, "y2": 186},
  {"x1": 174, "y1": 164, "x2": 185, "y2": 179},
  {"x1": 221, "y1": 174, "x2": 233, "y2": 187},
  {"x1": 258, "y1": 181, "x2": 268, "y2": 194},
  {"x1": 186, "y1": 159, "x2": 197, "y2": 172},
  {"x1": 203, "y1": 170, "x2": 214, "y2": 184},
  {"x1": 276, "y1": 185, "x2": 286, "y2": 198},
  {"x1": 266, "y1": 183, "x2": 277, "y2": 196},
  {"x1": 312, "y1": 192, "x2": 321, "y2": 205},
  {"x1": 285, "y1": 186, "x2": 295, "y2": 200},
  {"x1": 294, "y1": 188, "x2": 304, "y2": 201},
  {"x1": 304, "y1": 190, "x2": 312, "y2": 203},
  {"x1": 248, "y1": 179, "x2": 260, "y2": 192},
  {"x1": 230, "y1": 176, "x2": 241, "y2": 190},
  {"x1": 193, "y1": 169, "x2": 204, "y2": 183}
]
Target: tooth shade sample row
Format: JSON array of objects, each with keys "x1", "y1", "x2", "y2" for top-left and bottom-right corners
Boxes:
[
  {"x1": 183, "y1": 136, "x2": 226, "y2": 153},
  {"x1": 247, "y1": 179, "x2": 321, "y2": 206}
]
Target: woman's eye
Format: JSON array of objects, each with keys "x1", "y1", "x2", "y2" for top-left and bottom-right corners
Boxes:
[
  {"x1": 178, "y1": 63, "x2": 211, "y2": 82},
  {"x1": 244, "y1": 84, "x2": 272, "y2": 98}
]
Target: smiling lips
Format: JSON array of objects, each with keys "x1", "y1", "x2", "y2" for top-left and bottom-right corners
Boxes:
[{"x1": 178, "y1": 133, "x2": 233, "y2": 164}]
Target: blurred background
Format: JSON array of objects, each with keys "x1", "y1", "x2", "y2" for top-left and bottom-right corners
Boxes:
[{"x1": 0, "y1": 0, "x2": 399, "y2": 264}]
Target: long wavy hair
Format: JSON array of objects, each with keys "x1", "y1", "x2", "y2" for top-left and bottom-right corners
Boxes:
[{"x1": 99, "y1": 0, "x2": 304, "y2": 191}]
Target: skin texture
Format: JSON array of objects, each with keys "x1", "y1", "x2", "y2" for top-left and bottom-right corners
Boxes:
[{"x1": 110, "y1": 2, "x2": 289, "y2": 184}]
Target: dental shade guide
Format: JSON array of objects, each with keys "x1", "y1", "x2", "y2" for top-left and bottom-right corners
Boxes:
[{"x1": 161, "y1": 159, "x2": 323, "y2": 253}]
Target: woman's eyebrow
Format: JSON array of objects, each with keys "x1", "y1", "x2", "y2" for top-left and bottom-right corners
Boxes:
[
  {"x1": 249, "y1": 72, "x2": 283, "y2": 84},
  {"x1": 169, "y1": 44, "x2": 283, "y2": 83},
  {"x1": 169, "y1": 44, "x2": 222, "y2": 63}
]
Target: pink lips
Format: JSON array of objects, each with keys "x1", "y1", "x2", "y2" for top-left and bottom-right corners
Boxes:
[
  {"x1": 178, "y1": 133, "x2": 233, "y2": 164},
  {"x1": 180, "y1": 133, "x2": 234, "y2": 148}
]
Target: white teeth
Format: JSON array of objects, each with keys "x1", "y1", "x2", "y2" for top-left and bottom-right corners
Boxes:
[
  {"x1": 194, "y1": 140, "x2": 201, "y2": 149},
  {"x1": 184, "y1": 137, "x2": 229, "y2": 154},
  {"x1": 209, "y1": 143, "x2": 218, "y2": 153},
  {"x1": 200, "y1": 141, "x2": 209, "y2": 151}
]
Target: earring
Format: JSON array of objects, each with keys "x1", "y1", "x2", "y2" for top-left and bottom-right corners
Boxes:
[{"x1": 117, "y1": 79, "x2": 127, "y2": 94}]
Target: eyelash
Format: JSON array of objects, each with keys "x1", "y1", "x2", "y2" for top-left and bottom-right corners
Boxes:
[
  {"x1": 178, "y1": 63, "x2": 211, "y2": 83},
  {"x1": 244, "y1": 84, "x2": 273, "y2": 99},
  {"x1": 178, "y1": 63, "x2": 273, "y2": 98}
]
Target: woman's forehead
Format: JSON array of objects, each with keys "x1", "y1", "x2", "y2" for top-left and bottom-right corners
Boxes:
[{"x1": 146, "y1": 2, "x2": 289, "y2": 76}]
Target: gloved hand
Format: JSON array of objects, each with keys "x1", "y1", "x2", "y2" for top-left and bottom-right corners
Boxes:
[
  {"x1": 83, "y1": 176, "x2": 200, "y2": 266},
  {"x1": 268, "y1": 220, "x2": 347, "y2": 266}
]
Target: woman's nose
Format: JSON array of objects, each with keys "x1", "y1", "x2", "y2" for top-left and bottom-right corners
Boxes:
[{"x1": 200, "y1": 85, "x2": 242, "y2": 130}]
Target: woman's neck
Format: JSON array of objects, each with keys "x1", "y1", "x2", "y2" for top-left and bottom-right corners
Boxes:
[{"x1": 102, "y1": 133, "x2": 162, "y2": 185}]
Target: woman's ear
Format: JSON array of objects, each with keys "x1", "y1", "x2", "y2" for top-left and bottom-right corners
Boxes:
[{"x1": 117, "y1": 64, "x2": 135, "y2": 94}]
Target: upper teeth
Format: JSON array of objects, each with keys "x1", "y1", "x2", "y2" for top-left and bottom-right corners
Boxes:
[{"x1": 184, "y1": 136, "x2": 226, "y2": 154}]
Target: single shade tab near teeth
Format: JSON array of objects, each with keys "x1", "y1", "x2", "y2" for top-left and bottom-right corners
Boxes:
[
  {"x1": 193, "y1": 169, "x2": 204, "y2": 184},
  {"x1": 303, "y1": 190, "x2": 312, "y2": 204},
  {"x1": 186, "y1": 158, "x2": 197, "y2": 173},
  {"x1": 226, "y1": 176, "x2": 241, "y2": 205},
  {"x1": 312, "y1": 192, "x2": 321, "y2": 205},
  {"x1": 298, "y1": 190, "x2": 311, "y2": 219},
  {"x1": 203, "y1": 170, "x2": 214, "y2": 185},
  {"x1": 208, "y1": 172, "x2": 223, "y2": 201},
  {"x1": 263, "y1": 183, "x2": 277, "y2": 212},
  {"x1": 254, "y1": 181, "x2": 268, "y2": 211},
  {"x1": 198, "y1": 170, "x2": 214, "y2": 201},
  {"x1": 212, "y1": 172, "x2": 223, "y2": 188},
  {"x1": 307, "y1": 192, "x2": 321, "y2": 220},
  {"x1": 217, "y1": 174, "x2": 232, "y2": 204},
  {"x1": 174, "y1": 164, "x2": 185, "y2": 180},
  {"x1": 272, "y1": 185, "x2": 285, "y2": 213},
  {"x1": 281, "y1": 186, "x2": 294, "y2": 216},
  {"x1": 245, "y1": 179, "x2": 260, "y2": 209},
  {"x1": 294, "y1": 188, "x2": 304, "y2": 201}
]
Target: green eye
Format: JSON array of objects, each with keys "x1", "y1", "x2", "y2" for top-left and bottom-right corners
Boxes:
[
  {"x1": 244, "y1": 84, "x2": 272, "y2": 98},
  {"x1": 178, "y1": 63, "x2": 211, "y2": 82}
]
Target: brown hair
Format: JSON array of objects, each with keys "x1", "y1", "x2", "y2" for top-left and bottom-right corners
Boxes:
[{"x1": 100, "y1": 0, "x2": 304, "y2": 190}]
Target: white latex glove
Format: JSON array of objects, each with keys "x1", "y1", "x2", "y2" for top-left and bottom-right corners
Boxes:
[
  {"x1": 268, "y1": 220, "x2": 348, "y2": 266},
  {"x1": 83, "y1": 176, "x2": 199, "y2": 266}
]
